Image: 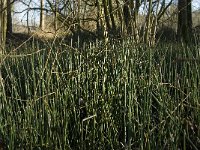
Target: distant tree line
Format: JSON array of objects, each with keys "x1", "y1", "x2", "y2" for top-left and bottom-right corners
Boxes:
[{"x1": 0, "y1": 0, "x2": 195, "y2": 47}]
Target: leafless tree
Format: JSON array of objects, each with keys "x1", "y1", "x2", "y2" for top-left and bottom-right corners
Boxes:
[
  {"x1": 177, "y1": 0, "x2": 192, "y2": 42},
  {"x1": 0, "y1": 0, "x2": 7, "y2": 104},
  {"x1": 40, "y1": 0, "x2": 45, "y2": 29},
  {"x1": 7, "y1": 0, "x2": 12, "y2": 35}
]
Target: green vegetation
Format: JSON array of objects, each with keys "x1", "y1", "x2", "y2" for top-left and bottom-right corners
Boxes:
[{"x1": 0, "y1": 39, "x2": 200, "y2": 149}]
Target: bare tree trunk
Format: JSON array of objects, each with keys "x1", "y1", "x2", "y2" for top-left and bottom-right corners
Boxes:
[
  {"x1": 0, "y1": 0, "x2": 7, "y2": 103},
  {"x1": 0, "y1": 0, "x2": 7, "y2": 47},
  {"x1": 102, "y1": 0, "x2": 111, "y2": 31},
  {"x1": 40, "y1": 0, "x2": 45, "y2": 30},
  {"x1": 115, "y1": 0, "x2": 124, "y2": 36},
  {"x1": 177, "y1": 0, "x2": 192, "y2": 42},
  {"x1": 133, "y1": 0, "x2": 141, "y2": 43},
  {"x1": 77, "y1": 0, "x2": 81, "y2": 31},
  {"x1": 54, "y1": 0, "x2": 58, "y2": 31},
  {"x1": 26, "y1": 0, "x2": 31, "y2": 34},
  {"x1": 96, "y1": 0, "x2": 101, "y2": 32},
  {"x1": 108, "y1": 0, "x2": 116, "y2": 31},
  {"x1": 27, "y1": 10, "x2": 30, "y2": 34},
  {"x1": 7, "y1": 0, "x2": 12, "y2": 35},
  {"x1": 187, "y1": 0, "x2": 192, "y2": 31},
  {"x1": 123, "y1": 1, "x2": 131, "y2": 34}
]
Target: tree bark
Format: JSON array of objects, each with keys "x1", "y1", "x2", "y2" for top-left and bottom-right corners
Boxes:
[
  {"x1": 96, "y1": 0, "x2": 102, "y2": 35},
  {"x1": 123, "y1": 1, "x2": 131, "y2": 34},
  {"x1": 0, "y1": 0, "x2": 7, "y2": 46},
  {"x1": 115, "y1": 0, "x2": 124, "y2": 35},
  {"x1": 40, "y1": 0, "x2": 45, "y2": 30},
  {"x1": 54, "y1": 0, "x2": 58, "y2": 31},
  {"x1": 187, "y1": 0, "x2": 192, "y2": 31},
  {"x1": 177, "y1": 0, "x2": 192, "y2": 42},
  {"x1": 6, "y1": 0, "x2": 12, "y2": 35},
  {"x1": 108, "y1": 0, "x2": 116, "y2": 31},
  {"x1": 0, "y1": 0, "x2": 7, "y2": 101},
  {"x1": 102, "y1": 0, "x2": 111, "y2": 31}
]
